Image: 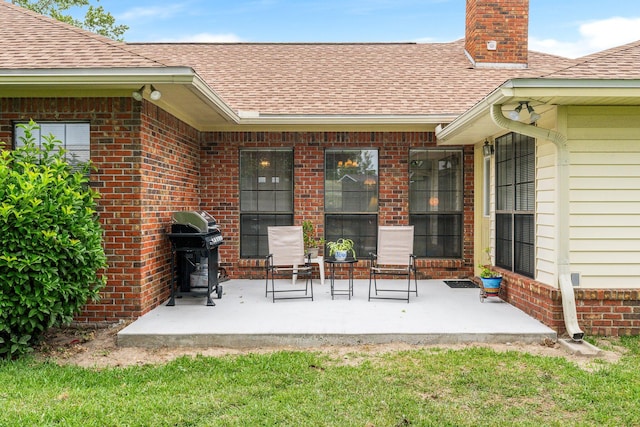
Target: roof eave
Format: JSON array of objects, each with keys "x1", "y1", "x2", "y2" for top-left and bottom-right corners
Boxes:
[
  {"x1": 0, "y1": 67, "x2": 240, "y2": 125},
  {"x1": 436, "y1": 78, "x2": 640, "y2": 145}
]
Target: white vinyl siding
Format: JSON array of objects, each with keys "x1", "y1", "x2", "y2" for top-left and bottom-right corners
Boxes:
[
  {"x1": 566, "y1": 106, "x2": 640, "y2": 288},
  {"x1": 535, "y1": 139, "x2": 557, "y2": 285}
]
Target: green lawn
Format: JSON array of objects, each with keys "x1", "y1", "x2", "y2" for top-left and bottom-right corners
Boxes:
[{"x1": 1, "y1": 337, "x2": 639, "y2": 426}]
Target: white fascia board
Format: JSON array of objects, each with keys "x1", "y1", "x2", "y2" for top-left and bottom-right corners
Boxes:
[
  {"x1": 435, "y1": 78, "x2": 640, "y2": 143},
  {"x1": 503, "y1": 78, "x2": 640, "y2": 89},
  {"x1": 0, "y1": 67, "x2": 194, "y2": 83},
  {"x1": 0, "y1": 67, "x2": 240, "y2": 123},
  {"x1": 435, "y1": 89, "x2": 508, "y2": 143}
]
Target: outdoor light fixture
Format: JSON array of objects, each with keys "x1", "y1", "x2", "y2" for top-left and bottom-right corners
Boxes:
[
  {"x1": 131, "y1": 85, "x2": 162, "y2": 102},
  {"x1": 131, "y1": 85, "x2": 144, "y2": 101},
  {"x1": 482, "y1": 140, "x2": 494, "y2": 156},
  {"x1": 508, "y1": 102, "x2": 524, "y2": 120},
  {"x1": 149, "y1": 85, "x2": 162, "y2": 101},
  {"x1": 526, "y1": 103, "x2": 541, "y2": 123},
  {"x1": 508, "y1": 101, "x2": 540, "y2": 123}
]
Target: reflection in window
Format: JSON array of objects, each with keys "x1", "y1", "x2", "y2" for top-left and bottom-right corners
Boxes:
[
  {"x1": 14, "y1": 122, "x2": 90, "y2": 172},
  {"x1": 409, "y1": 149, "x2": 463, "y2": 258},
  {"x1": 325, "y1": 149, "x2": 378, "y2": 258},
  {"x1": 240, "y1": 149, "x2": 293, "y2": 258},
  {"x1": 495, "y1": 133, "x2": 534, "y2": 277}
]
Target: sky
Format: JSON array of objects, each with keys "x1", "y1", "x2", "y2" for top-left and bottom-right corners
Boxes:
[{"x1": 25, "y1": 0, "x2": 640, "y2": 58}]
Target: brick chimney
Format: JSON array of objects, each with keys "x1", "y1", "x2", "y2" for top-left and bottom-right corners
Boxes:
[{"x1": 464, "y1": 0, "x2": 529, "y2": 68}]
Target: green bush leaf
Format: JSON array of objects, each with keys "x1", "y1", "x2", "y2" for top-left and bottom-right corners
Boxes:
[{"x1": 0, "y1": 120, "x2": 107, "y2": 358}]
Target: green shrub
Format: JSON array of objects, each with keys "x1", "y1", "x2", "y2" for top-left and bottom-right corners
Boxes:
[{"x1": 0, "y1": 120, "x2": 107, "y2": 358}]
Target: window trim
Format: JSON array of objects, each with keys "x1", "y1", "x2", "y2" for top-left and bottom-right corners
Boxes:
[
  {"x1": 13, "y1": 121, "x2": 91, "y2": 170},
  {"x1": 239, "y1": 148, "x2": 294, "y2": 258},
  {"x1": 324, "y1": 148, "x2": 379, "y2": 258},
  {"x1": 409, "y1": 148, "x2": 464, "y2": 259},
  {"x1": 495, "y1": 132, "x2": 535, "y2": 277}
]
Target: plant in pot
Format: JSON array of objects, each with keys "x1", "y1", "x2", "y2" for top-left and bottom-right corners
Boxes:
[
  {"x1": 478, "y1": 247, "x2": 502, "y2": 289},
  {"x1": 302, "y1": 220, "x2": 324, "y2": 258},
  {"x1": 326, "y1": 238, "x2": 356, "y2": 261}
]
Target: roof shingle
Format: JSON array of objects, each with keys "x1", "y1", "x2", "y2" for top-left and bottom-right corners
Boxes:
[
  {"x1": 0, "y1": 2, "x2": 162, "y2": 69},
  {"x1": 128, "y1": 41, "x2": 573, "y2": 116}
]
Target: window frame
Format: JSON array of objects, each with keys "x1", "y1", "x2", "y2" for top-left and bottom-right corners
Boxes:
[
  {"x1": 408, "y1": 148, "x2": 464, "y2": 258},
  {"x1": 13, "y1": 121, "x2": 91, "y2": 171},
  {"x1": 324, "y1": 148, "x2": 379, "y2": 259},
  {"x1": 494, "y1": 132, "x2": 535, "y2": 277},
  {"x1": 239, "y1": 148, "x2": 294, "y2": 258}
]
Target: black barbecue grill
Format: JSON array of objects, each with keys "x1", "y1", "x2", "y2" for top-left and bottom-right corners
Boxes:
[{"x1": 167, "y1": 211, "x2": 223, "y2": 306}]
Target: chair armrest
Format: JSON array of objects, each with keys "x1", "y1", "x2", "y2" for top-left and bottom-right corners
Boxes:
[
  {"x1": 265, "y1": 254, "x2": 273, "y2": 269},
  {"x1": 369, "y1": 252, "x2": 378, "y2": 267}
]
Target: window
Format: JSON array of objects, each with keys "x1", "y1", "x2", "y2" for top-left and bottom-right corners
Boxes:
[
  {"x1": 495, "y1": 133, "x2": 534, "y2": 277},
  {"x1": 325, "y1": 149, "x2": 378, "y2": 258},
  {"x1": 240, "y1": 149, "x2": 294, "y2": 258},
  {"x1": 409, "y1": 149, "x2": 463, "y2": 258},
  {"x1": 14, "y1": 122, "x2": 90, "y2": 170}
]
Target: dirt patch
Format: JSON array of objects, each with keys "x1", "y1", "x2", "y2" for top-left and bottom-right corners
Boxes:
[{"x1": 34, "y1": 323, "x2": 624, "y2": 370}]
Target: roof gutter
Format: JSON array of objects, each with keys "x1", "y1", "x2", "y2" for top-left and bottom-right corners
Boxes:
[
  {"x1": 0, "y1": 67, "x2": 240, "y2": 123},
  {"x1": 436, "y1": 78, "x2": 640, "y2": 144},
  {"x1": 490, "y1": 103, "x2": 584, "y2": 342}
]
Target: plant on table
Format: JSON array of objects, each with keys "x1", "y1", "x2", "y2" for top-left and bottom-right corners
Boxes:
[
  {"x1": 326, "y1": 238, "x2": 356, "y2": 260},
  {"x1": 302, "y1": 220, "x2": 324, "y2": 256}
]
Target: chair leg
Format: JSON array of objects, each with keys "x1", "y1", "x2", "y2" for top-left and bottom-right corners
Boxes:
[
  {"x1": 272, "y1": 276, "x2": 277, "y2": 303},
  {"x1": 265, "y1": 271, "x2": 269, "y2": 297}
]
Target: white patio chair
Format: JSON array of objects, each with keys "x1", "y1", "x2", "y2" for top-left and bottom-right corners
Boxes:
[
  {"x1": 368, "y1": 226, "x2": 417, "y2": 303},
  {"x1": 265, "y1": 226, "x2": 313, "y2": 302}
]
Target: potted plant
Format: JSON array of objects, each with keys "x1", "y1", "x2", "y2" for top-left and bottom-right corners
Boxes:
[
  {"x1": 302, "y1": 220, "x2": 324, "y2": 258},
  {"x1": 326, "y1": 238, "x2": 356, "y2": 261},
  {"x1": 478, "y1": 247, "x2": 502, "y2": 290}
]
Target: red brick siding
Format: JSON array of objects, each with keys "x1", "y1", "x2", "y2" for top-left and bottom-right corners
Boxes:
[
  {"x1": 137, "y1": 102, "x2": 201, "y2": 314},
  {"x1": 0, "y1": 98, "x2": 200, "y2": 322},
  {"x1": 465, "y1": 0, "x2": 529, "y2": 65},
  {"x1": 3, "y1": 99, "x2": 639, "y2": 336},
  {"x1": 489, "y1": 270, "x2": 640, "y2": 336},
  {"x1": 200, "y1": 131, "x2": 476, "y2": 280}
]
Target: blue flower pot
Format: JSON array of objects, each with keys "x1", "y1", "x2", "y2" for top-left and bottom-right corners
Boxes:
[
  {"x1": 481, "y1": 277, "x2": 502, "y2": 289},
  {"x1": 334, "y1": 250, "x2": 347, "y2": 261}
]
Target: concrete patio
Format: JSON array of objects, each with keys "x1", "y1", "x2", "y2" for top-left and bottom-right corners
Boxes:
[{"x1": 117, "y1": 278, "x2": 557, "y2": 348}]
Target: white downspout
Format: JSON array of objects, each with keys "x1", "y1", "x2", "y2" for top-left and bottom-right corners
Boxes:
[{"x1": 490, "y1": 104, "x2": 584, "y2": 341}]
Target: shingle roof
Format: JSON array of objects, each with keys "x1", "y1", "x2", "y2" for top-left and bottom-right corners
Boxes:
[
  {"x1": 128, "y1": 41, "x2": 573, "y2": 116},
  {"x1": 0, "y1": 1, "x2": 581, "y2": 116},
  {"x1": 0, "y1": 2, "x2": 161, "y2": 69},
  {"x1": 545, "y1": 39, "x2": 640, "y2": 79}
]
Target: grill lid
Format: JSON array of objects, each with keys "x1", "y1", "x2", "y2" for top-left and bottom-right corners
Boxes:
[{"x1": 172, "y1": 211, "x2": 217, "y2": 233}]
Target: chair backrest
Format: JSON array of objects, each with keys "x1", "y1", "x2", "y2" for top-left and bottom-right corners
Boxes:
[
  {"x1": 267, "y1": 226, "x2": 306, "y2": 266},
  {"x1": 376, "y1": 226, "x2": 414, "y2": 265}
]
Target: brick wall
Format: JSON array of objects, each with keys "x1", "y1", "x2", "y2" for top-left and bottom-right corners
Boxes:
[
  {"x1": 200, "y1": 131, "x2": 476, "y2": 280},
  {"x1": 493, "y1": 270, "x2": 640, "y2": 336},
  {"x1": 79, "y1": 100, "x2": 201, "y2": 321},
  {"x1": 465, "y1": 0, "x2": 529, "y2": 66},
  {"x1": 3, "y1": 99, "x2": 639, "y2": 336},
  {"x1": 137, "y1": 102, "x2": 201, "y2": 314},
  {"x1": 0, "y1": 98, "x2": 200, "y2": 323}
]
